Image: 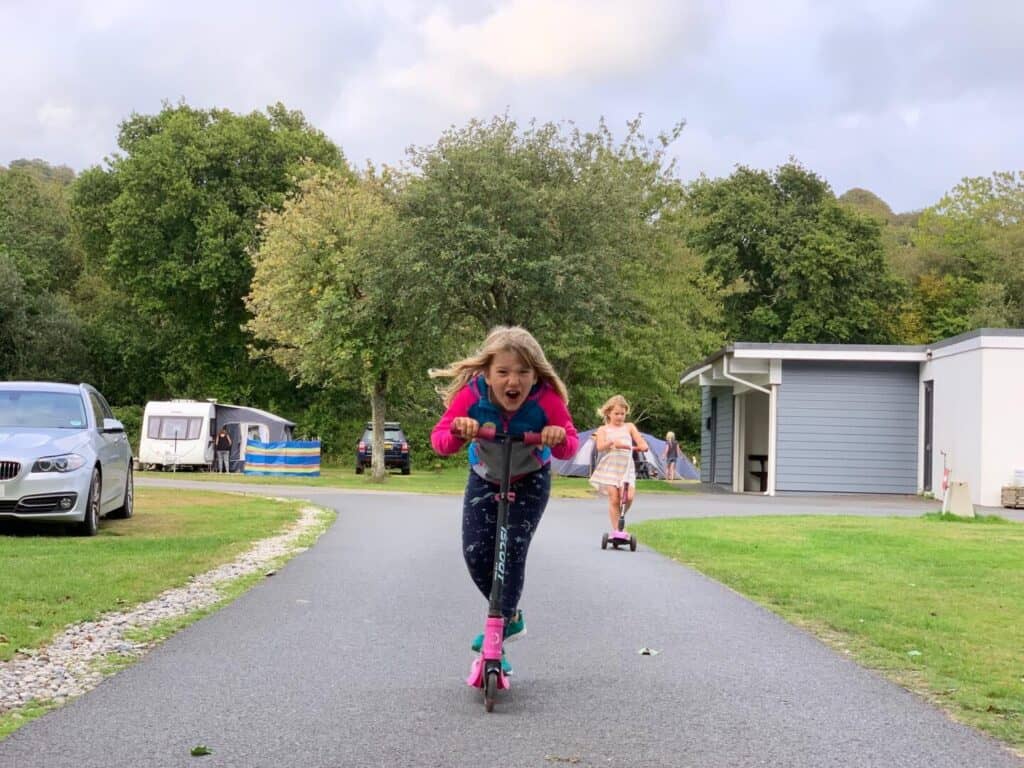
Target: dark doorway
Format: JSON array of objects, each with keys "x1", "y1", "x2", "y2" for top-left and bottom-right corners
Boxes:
[{"x1": 923, "y1": 380, "x2": 934, "y2": 491}]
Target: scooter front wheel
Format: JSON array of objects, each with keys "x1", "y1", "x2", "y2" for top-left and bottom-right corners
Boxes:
[{"x1": 484, "y1": 669, "x2": 499, "y2": 712}]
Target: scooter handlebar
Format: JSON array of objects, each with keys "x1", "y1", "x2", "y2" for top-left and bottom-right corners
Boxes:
[{"x1": 451, "y1": 424, "x2": 542, "y2": 445}]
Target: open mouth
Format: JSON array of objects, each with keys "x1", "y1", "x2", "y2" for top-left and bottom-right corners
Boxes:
[{"x1": 503, "y1": 389, "x2": 521, "y2": 405}]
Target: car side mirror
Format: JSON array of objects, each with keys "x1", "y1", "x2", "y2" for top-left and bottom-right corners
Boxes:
[{"x1": 102, "y1": 418, "x2": 125, "y2": 433}]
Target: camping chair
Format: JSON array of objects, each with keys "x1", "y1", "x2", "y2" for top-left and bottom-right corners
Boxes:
[{"x1": 633, "y1": 448, "x2": 651, "y2": 480}]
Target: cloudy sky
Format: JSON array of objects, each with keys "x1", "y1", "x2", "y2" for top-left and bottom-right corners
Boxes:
[{"x1": 2, "y1": 0, "x2": 1021, "y2": 212}]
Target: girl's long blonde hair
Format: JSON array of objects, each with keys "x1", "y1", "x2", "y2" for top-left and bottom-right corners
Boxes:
[
  {"x1": 429, "y1": 326, "x2": 569, "y2": 407},
  {"x1": 597, "y1": 394, "x2": 630, "y2": 424}
]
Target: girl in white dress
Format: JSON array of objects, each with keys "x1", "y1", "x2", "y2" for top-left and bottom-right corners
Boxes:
[{"x1": 589, "y1": 395, "x2": 648, "y2": 533}]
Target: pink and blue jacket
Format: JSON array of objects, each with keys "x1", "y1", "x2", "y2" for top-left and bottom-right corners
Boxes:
[{"x1": 431, "y1": 376, "x2": 579, "y2": 483}]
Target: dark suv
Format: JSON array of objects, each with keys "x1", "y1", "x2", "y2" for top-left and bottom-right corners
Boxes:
[{"x1": 355, "y1": 421, "x2": 410, "y2": 474}]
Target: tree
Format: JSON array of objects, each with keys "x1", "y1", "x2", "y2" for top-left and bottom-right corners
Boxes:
[
  {"x1": 0, "y1": 160, "x2": 80, "y2": 293},
  {"x1": 247, "y1": 165, "x2": 432, "y2": 480},
  {"x1": 400, "y1": 114, "x2": 689, "y2": 426},
  {"x1": 686, "y1": 162, "x2": 904, "y2": 343},
  {"x1": 0, "y1": 250, "x2": 89, "y2": 380},
  {"x1": 910, "y1": 171, "x2": 1024, "y2": 329},
  {"x1": 899, "y1": 273, "x2": 1008, "y2": 344},
  {"x1": 70, "y1": 101, "x2": 347, "y2": 402}
]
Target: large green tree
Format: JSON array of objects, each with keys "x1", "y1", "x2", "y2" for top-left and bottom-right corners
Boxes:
[
  {"x1": 71, "y1": 102, "x2": 347, "y2": 402},
  {"x1": 0, "y1": 159, "x2": 80, "y2": 294},
  {"x1": 0, "y1": 251, "x2": 89, "y2": 380},
  {"x1": 686, "y1": 162, "x2": 904, "y2": 343},
  {"x1": 400, "y1": 115, "x2": 694, "y2": 427},
  {"x1": 0, "y1": 160, "x2": 90, "y2": 382},
  {"x1": 247, "y1": 165, "x2": 433, "y2": 480},
  {"x1": 905, "y1": 171, "x2": 1024, "y2": 337}
]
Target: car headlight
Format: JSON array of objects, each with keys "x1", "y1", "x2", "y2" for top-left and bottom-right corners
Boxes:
[{"x1": 31, "y1": 454, "x2": 87, "y2": 473}]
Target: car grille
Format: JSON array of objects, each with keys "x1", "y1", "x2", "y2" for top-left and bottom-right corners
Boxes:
[
  {"x1": 0, "y1": 500, "x2": 15, "y2": 514},
  {"x1": 0, "y1": 461, "x2": 20, "y2": 480}
]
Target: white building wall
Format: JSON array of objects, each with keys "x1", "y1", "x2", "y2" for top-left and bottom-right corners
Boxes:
[
  {"x1": 980, "y1": 348, "x2": 1024, "y2": 506},
  {"x1": 921, "y1": 351, "x2": 983, "y2": 504}
]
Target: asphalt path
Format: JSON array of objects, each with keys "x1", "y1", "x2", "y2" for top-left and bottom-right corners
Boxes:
[{"x1": 1, "y1": 481, "x2": 1020, "y2": 767}]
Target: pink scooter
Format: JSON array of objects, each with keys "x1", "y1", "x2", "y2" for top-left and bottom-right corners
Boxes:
[
  {"x1": 458, "y1": 424, "x2": 542, "y2": 713},
  {"x1": 601, "y1": 481, "x2": 637, "y2": 552}
]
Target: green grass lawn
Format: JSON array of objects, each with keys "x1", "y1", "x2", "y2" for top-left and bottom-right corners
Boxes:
[
  {"x1": 632, "y1": 512, "x2": 1024, "y2": 750},
  {"x1": 139, "y1": 465, "x2": 700, "y2": 498},
  {"x1": 0, "y1": 488, "x2": 307, "y2": 663}
]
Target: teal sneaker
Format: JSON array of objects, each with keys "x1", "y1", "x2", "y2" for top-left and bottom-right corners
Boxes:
[
  {"x1": 501, "y1": 649, "x2": 514, "y2": 676},
  {"x1": 504, "y1": 610, "x2": 526, "y2": 643},
  {"x1": 471, "y1": 610, "x2": 527, "y2": 652}
]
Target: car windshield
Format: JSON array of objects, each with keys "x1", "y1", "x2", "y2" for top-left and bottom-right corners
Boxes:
[
  {"x1": 362, "y1": 430, "x2": 404, "y2": 442},
  {"x1": 0, "y1": 390, "x2": 88, "y2": 430}
]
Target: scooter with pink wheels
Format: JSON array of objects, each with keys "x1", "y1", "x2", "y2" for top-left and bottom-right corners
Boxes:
[
  {"x1": 456, "y1": 424, "x2": 542, "y2": 712},
  {"x1": 601, "y1": 481, "x2": 637, "y2": 552}
]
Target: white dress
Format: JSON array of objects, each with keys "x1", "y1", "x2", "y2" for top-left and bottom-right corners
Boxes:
[{"x1": 588, "y1": 424, "x2": 636, "y2": 493}]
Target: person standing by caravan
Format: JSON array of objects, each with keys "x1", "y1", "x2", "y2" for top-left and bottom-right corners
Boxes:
[
  {"x1": 590, "y1": 395, "x2": 648, "y2": 532},
  {"x1": 215, "y1": 428, "x2": 232, "y2": 473}
]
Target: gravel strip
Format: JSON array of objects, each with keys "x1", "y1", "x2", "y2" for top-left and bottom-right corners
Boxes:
[{"x1": 0, "y1": 503, "x2": 328, "y2": 715}]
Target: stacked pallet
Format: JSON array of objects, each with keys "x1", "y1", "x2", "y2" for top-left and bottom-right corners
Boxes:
[{"x1": 1001, "y1": 486, "x2": 1024, "y2": 509}]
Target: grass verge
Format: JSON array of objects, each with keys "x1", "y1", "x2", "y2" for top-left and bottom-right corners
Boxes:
[{"x1": 631, "y1": 513, "x2": 1024, "y2": 751}]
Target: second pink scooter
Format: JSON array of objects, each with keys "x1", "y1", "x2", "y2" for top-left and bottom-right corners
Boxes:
[{"x1": 601, "y1": 481, "x2": 637, "y2": 552}]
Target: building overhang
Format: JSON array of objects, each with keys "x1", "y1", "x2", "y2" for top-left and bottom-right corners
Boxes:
[{"x1": 680, "y1": 329, "x2": 1024, "y2": 388}]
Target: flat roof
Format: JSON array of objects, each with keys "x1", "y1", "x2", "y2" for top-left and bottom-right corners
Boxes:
[{"x1": 679, "y1": 328, "x2": 1024, "y2": 384}]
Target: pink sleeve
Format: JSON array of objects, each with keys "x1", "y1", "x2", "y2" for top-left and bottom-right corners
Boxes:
[
  {"x1": 430, "y1": 385, "x2": 476, "y2": 456},
  {"x1": 538, "y1": 390, "x2": 579, "y2": 460}
]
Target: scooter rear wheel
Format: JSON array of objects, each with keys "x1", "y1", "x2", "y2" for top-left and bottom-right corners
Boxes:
[
  {"x1": 601, "y1": 532, "x2": 609, "y2": 550},
  {"x1": 484, "y1": 669, "x2": 498, "y2": 712},
  {"x1": 629, "y1": 534, "x2": 637, "y2": 552}
]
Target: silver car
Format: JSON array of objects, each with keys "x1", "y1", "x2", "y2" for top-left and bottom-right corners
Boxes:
[{"x1": 0, "y1": 382, "x2": 133, "y2": 535}]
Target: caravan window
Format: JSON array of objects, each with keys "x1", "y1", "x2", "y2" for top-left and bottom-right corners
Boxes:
[{"x1": 148, "y1": 416, "x2": 204, "y2": 440}]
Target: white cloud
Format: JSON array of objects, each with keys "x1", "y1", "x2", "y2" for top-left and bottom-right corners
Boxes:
[
  {"x1": 77, "y1": 0, "x2": 146, "y2": 30},
  {"x1": 419, "y1": 0, "x2": 693, "y2": 81},
  {"x1": 36, "y1": 101, "x2": 75, "y2": 130},
  {"x1": 329, "y1": 0, "x2": 703, "y2": 155}
]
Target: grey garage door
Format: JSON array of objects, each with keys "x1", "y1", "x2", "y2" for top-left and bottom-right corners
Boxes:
[{"x1": 776, "y1": 361, "x2": 918, "y2": 493}]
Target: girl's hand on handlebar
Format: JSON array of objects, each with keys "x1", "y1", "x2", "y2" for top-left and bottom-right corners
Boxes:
[
  {"x1": 540, "y1": 425, "x2": 566, "y2": 447},
  {"x1": 451, "y1": 417, "x2": 480, "y2": 440}
]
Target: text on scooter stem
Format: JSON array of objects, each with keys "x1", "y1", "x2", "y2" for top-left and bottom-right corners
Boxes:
[{"x1": 496, "y1": 525, "x2": 508, "y2": 583}]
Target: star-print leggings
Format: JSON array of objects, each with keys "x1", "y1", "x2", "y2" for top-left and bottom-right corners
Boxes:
[{"x1": 462, "y1": 466, "x2": 550, "y2": 619}]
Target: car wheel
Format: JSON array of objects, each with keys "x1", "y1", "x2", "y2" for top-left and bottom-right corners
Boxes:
[
  {"x1": 108, "y1": 465, "x2": 134, "y2": 519},
  {"x1": 401, "y1": 465, "x2": 410, "y2": 475},
  {"x1": 76, "y1": 468, "x2": 101, "y2": 536}
]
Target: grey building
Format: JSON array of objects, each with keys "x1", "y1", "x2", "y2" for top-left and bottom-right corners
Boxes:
[{"x1": 680, "y1": 329, "x2": 1024, "y2": 504}]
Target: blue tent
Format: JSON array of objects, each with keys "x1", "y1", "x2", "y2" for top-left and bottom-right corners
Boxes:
[{"x1": 551, "y1": 429, "x2": 699, "y2": 480}]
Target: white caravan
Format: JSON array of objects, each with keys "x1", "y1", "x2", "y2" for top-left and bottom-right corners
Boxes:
[{"x1": 138, "y1": 400, "x2": 216, "y2": 470}]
